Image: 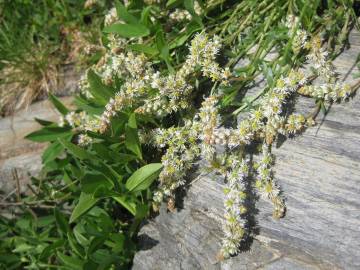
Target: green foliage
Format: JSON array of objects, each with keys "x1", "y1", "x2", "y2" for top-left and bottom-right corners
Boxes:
[
  {"x1": 1, "y1": 92, "x2": 161, "y2": 268},
  {"x1": 1, "y1": 0, "x2": 358, "y2": 268}
]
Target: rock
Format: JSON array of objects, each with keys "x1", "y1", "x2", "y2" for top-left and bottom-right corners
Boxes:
[
  {"x1": 132, "y1": 30, "x2": 360, "y2": 269},
  {"x1": 0, "y1": 97, "x2": 73, "y2": 194}
]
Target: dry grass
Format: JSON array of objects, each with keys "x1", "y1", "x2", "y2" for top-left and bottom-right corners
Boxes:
[{"x1": 0, "y1": 46, "x2": 59, "y2": 116}]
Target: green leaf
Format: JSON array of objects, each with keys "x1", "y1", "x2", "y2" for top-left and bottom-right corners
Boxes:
[
  {"x1": 87, "y1": 237, "x2": 106, "y2": 255},
  {"x1": 87, "y1": 69, "x2": 114, "y2": 105},
  {"x1": 125, "y1": 114, "x2": 142, "y2": 159},
  {"x1": 125, "y1": 163, "x2": 162, "y2": 192},
  {"x1": 34, "y1": 117, "x2": 54, "y2": 126},
  {"x1": 63, "y1": 170, "x2": 76, "y2": 191},
  {"x1": 12, "y1": 243, "x2": 33, "y2": 253},
  {"x1": 49, "y1": 93, "x2": 69, "y2": 115},
  {"x1": 169, "y1": 21, "x2": 202, "y2": 49},
  {"x1": 59, "y1": 139, "x2": 97, "y2": 160},
  {"x1": 184, "y1": 0, "x2": 203, "y2": 26},
  {"x1": 261, "y1": 63, "x2": 274, "y2": 87},
  {"x1": 25, "y1": 127, "x2": 72, "y2": 142},
  {"x1": 140, "y1": 6, "x2": 152, "y2": 27},
  {"x1": 67, "y1": 233, "x2": 85, "y2": 258},
  {"x1": 103, "y1": 23, "x2": 150, "y2": 38},
  {"x1": 156, "y1": 30, "x2": 173, "y2": 72},
  {"x1": 57, "y1": 252, "x2": 83, "y2": 269},
  {"x1": 73, "y1": 224, "x2": 89, "y2": 246},
  {"x1": 42, "y1": 141, "x2": 64, "y2": 164},
  {"x1": 81, "y1": 172, "x2": 114, "y2": 194},
  {"x1": 128, "y1": 44, "x2": 158, "y2": 56},
  {"x1": 70, "y1": 193, "x2": 99, "y2": 223},
  {"x1": 130, "y1": 204, "x2": 149, "y2": 236},
  {"x1": 114, "y1": 0, "x2": 138, "y2": 24},
  {"x1": 112, "y1": 195, "x2": 136, "y2": 215},
  {"x1": 74, "y1": 96, "x2": 104, "y2": 115},
  {"x1": 166, "y1": 0, "x2": 182, "y2": 8},
  {"x1": 40, "y1": 239, "x2": 65, "y2": 260},
  {"x1": 54, "y1": 207, "x2": 69, "y2": 235}
]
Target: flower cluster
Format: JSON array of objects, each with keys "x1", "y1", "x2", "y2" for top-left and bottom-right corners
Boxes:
[
  {"x1": 305, "y1": 35, "x2": 335, "y2": 80},
  {"x1": 285, "y1": 114, "x2": 306, "y2": 134},
  {"x1": 151, "y1": 122, "x2": 201, "y2": 207},
  {"x1": 59, "y1": 111, "x2": 90, "y2": 129},
  {"x1": 285, "y1": 15, "x2": 308, "y2": 53},
  {"x1": 169, "y1": 9, "x2": 192, "y2": 22},
  {"x1": 285, "y1": 15, "x2": 335, "y2": 80},
  {"x1": 221, "y1": 157, "x2": 249, "y2": 258},
  {"x1": 262, "y1": 70, "x2": 307, "y2": 144},
  {"x1": 298, "y1": 82, "x2": 352, "y2": 102},
  {"x1": 255, "y1": 143, "x2": 285, "y2": 219},
  {"x1": 169, "y1": 1, "x2": 202, "y2": 22},
  {"x1": 94, "y1": 33, "x2": 229, "y2": 133},
  {"x1": 104, "y1": 7, "x2": 118, "y2": 26}
]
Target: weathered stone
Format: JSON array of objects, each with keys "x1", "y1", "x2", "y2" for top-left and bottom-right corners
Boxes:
[
  {"x1": 132, "y1": 30, "x2": 360, "y2": 269},
  {"x1": 0, "y1": 97, "x2": 73, "y2": 193}
]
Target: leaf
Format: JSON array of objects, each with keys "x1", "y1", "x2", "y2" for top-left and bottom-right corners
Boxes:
[
  {"x1": 87, "y1": 69, "x2": 114, "y2": 105},
  {"x1": 40, "y1": 239, "x2": 65, "y2": 260},
  {"x1": 112, "y1": 195, "x2": 136, "y2": 215},
  {"x1": 261, "y1": 63, "x2": 274, "y2": 87},
  {"x1": 25, "y1": 127, "x2": 72, "y2": 142},
  {"x1": 42, "y1": 141, "x2": 64, "y2": 164},
  {"x1": 125, "y1": 163, "x2": 162, "y2": 192},
  {"x1": 184, "y1": 0, "x2": 203, "y2": 26},
  {"x1": 12, "y1": 243, "x2": 33, "y2": 253},
  {"x1": 81, "y1": 172, "x2": 114, "y2": 194},
  {"x1": 128, "y1": 44, "x2": 158, "y2": 56},
  {"x1": 70, "y1": 193, "x2": 99, "y2": 223},
  {"x1": 74, "y1": 96, "x2": 104, "y2": 115},
  {"x1": 54, "y1": 207, "x2": 69, "y2": 235},
  {"x1": 59, "y1": 139, "x2": 97, "y2": 160},
  {"x1": 63, "y1": 170, "x2": 76, "y2": 191},
  {"x1": 169, "y1": 21, "x2": 202, "y2": 49},
  {"x1": 57, "y1": 252, "x2": 83, "y2": 269},
  {"x1": 34, "y1": 118, "x2": 54, "y2": 126},
  {"x1": 114, "y1": 0, "x2": 138, "y2": 24},
  {"x1": 73, "y1": 224, "x2": 89, "y2": 246},
  {"x1": 166, "y1": 0, "x2": 181, "y2": 8},
  {"x1": 48, "y1": 93, "x2": 69, "y2": 115},
  {"x1": 129, "y1": 204, "x2": 149, "y2": 236},
  {"x1": 103, "y1": 23, "x2": 150, "y2": 38},
  {"x1": 125, "y1": 114, "x2": 142, "y2": 159},
  {"x1": 140, "y1": 6, "x2": 152, "y2": 27},
  {"x1": 87, "y1": 237, "x2": 106, "y2": 255},
  {"x1": 67, "y1": 233, "x2": 85, "y2": 258},
  {"x1": 156, "y1": 30, "x2": 173, "y2": 72}
]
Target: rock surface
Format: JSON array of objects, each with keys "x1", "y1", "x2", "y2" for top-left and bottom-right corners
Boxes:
[
  {"x1": 132, "y1": 30, "x2": 360, "y2": 269},
  {"x1": 0, "y1": 97, "x2": 73, "y2": 194}
]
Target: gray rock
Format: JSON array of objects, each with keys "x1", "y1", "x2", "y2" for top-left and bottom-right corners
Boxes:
[
  {"x1": 0, "y1": 97, "x2": 73, "y2": 194},
  {"x1": 132, "y1": 30, "x2": 360, "y2": 269}
]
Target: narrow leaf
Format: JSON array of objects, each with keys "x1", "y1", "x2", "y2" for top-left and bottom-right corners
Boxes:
[
  {"x1": 112, "y1": 195, "x2": 136, "y2": 215},
  {"x1": 25, "y1": 127, "x2": 72, "y2": 142},
  {"x1": 87, "y1": 70, "x2": 114, "y2": 105},
  {"x1": 70, "y1": 193, "x2": 98, "y2": 223},
  {"x1": 57, "y1": 252, "x2": 83, "y2": 269},
  {"x1": 42, "y1": 141, "x2": 64, "y2": 164},
  {"x1": 54, "y1": 207, "x2": 69, "y2": 234},
  {"x1": 49, "y1": 93, "x2": 69, "y2": 115},
  {"x1": 103, "y1": 23, "x2": 150, "y2": 38},
  {"x1": 59, "y1": 139, "x2": 96, "y2": 160},
  {"x1": 125, "y1": 163, "x2": 162, "y2": 192},
  {"x1": 114, "y1": 0, "x2": 138, "y2": 24}
]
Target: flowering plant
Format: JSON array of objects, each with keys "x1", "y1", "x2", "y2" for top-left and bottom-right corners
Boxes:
[{"x1": 1, "y1": 0, "x2": 359, "y2": 268}]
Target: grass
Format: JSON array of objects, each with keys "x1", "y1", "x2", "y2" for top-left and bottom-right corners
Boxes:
[{"x1": 0, "y1": 0, "x2": 111, "y2": 116}]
